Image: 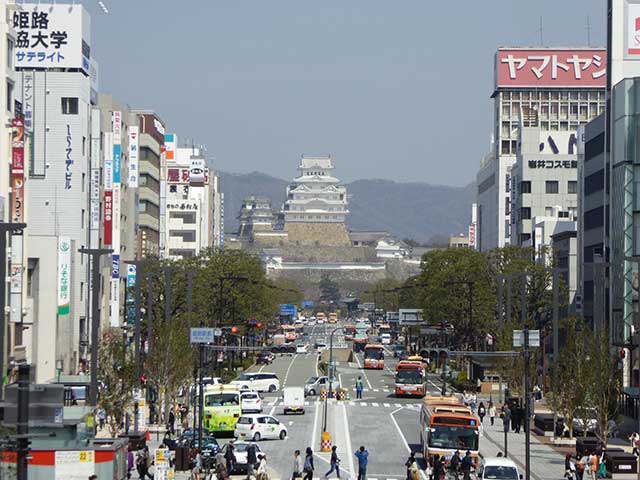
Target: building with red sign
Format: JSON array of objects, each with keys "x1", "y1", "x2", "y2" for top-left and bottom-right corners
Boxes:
[{"x1": 475, "y1": 47, "x2": 606, "y2": 251}]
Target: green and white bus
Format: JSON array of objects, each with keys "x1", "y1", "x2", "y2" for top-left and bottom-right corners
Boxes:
[{"x1": 203, "y1": 385, "x2": 242, "y2": 434}]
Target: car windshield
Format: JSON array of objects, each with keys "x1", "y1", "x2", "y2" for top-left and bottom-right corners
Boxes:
[
  {"x1": 205, "y1": 393, "x2": 239, "y2": 407},
  {"x1": 238, "y1": 373, "x2": 253, "y2": 381},
  {"x1": 428, "y1": 426, "x2": 479, "y2": 451},
  {"x1": 306, "y1": 377, "x2": 318, "y2": 384},
  {"x1": 483, "y1": 466, "x2": 519, "y2": 480},
  {"x1": 396, "y1": 370, "x2": 423, "y2": 384}
]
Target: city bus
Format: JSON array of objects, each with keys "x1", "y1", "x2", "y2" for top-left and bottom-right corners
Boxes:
[
  {"x1": 203, "y1": 385, "x2": 242, "y2": 434},
  {"x1": 419, "y1": 395, "x2": 479, "y2": 463},
  {"x1": 363, "y1": 344, "x2": 385, "y2": 369},
  {"x1": 378, "y1": 324, "x2": 391, "y2": 336},
  {"x1": 328, "y1": 312, "x2": 338, "y2": 324},
  {"x1": 316, "y1": 312, "x2": 326, "y2": 324},
  {"x1": 395, "y1": 361, "x2": 426, "y2": 397}
]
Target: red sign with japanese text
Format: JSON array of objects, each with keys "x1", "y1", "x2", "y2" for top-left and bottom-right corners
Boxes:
[
  {"x1": 11, "y1": 118, "x2": 24, "y2": 177},
  {"x1": 10, "y1": 177, "x2": 23, "y2": 223},
  {"x1": 496, "y1": 49, "x2": 606, "y2": 88},
  {"x1": 103, "y1": 190, "x2": 113, "y2": 245}
]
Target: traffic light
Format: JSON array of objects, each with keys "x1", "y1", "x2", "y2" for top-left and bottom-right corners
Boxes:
[
  {"x1": 256, "y1": 322, "x2": 262, "y2": 328},
  {"x1": 231, "y1": 326, "x2": 239, "y2": 334}
]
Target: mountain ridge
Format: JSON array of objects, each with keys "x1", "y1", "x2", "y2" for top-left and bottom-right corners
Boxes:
[{"x1": 219, "y1": 171, "x2": 475, "y2": 243}]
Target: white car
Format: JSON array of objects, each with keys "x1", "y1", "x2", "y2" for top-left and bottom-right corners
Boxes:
[
  {"x1": 296, "y1": 344, "x2": 309, "y2": 354},
  {"x1": 240, "y1": 391, "x2": 263, "y2": 413},
  {"x1": 234, "y1": 414, "x2": 288, "y2": 441},
  {"x1": 478, "y1": 457, "x2": 522, "y2": 480},
  {"x1": 231, "y1": 373, "x2": 280, "y2": 393},
  {"x1": 220, "y1": 442, "x2": 262, "y2": 473},
  {"x1": 317, "y1": 319, "x2": 325, "y2": 324}
]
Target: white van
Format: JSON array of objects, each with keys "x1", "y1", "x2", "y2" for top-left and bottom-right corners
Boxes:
[
  {"x1": 478, "y1": 457, "x2": 522, "y2": 480},
  {"x1": 380, "y1": 333, "x2": 391, "y2": 345},
  {"x1": 283, "y1": 386, "x2": 305, "y2": 414}
]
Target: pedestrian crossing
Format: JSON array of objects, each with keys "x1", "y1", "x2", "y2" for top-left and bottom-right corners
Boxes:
[{"x1": 262, "y1": 399, "x2": 421, "y2": 410}]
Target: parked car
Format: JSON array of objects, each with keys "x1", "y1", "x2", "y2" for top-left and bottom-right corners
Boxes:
[
  {"x1": 256, "y1": 351, "x2": 274, "y2": 365},
  {"x1": 240, "y1": 391, "x2": 263, "y2": 413},
  {"x1": 220, "y1": 441, "x2": 263, "y2": 473},
  {"x1": 231, "y1": 372, "x2": 281, "y2": 393},
  {"x1": 188, "y1": 436, "x2": 220, "y2": 468},
  {"x1": 477, "y1": 457, "x2": 522, "y2": 480},
  {"x1": 282, "y1": 344, "x2": 296, "y2": 354},
  {"x1": 234, "y1": 414, "x2": 287, "y2": 441}
]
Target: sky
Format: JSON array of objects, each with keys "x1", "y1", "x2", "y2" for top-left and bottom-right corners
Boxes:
[{"x1": 83, "y1": 0, "x2": 606, "y2": 186}]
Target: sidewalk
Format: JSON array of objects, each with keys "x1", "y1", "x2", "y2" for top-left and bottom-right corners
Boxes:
[{"x1": 480, "y1": 418, "x2": 565, "y2": 480}]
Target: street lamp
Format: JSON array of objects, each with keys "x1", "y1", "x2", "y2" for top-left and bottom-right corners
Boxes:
[{"x1": 322, "y1": 326, "x2": 341, "y2": 433}]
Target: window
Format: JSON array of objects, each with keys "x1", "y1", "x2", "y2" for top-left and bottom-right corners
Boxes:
[
  {"x1": 520, "y1": 181, "x2": 531, "y2": 193},
  {"x1": 545, "y1": 207, "x2": 554, "y2": 216},
  {"x1": 568, "y1": 181, "x2": 577, "y2": 194},
  {"x1": 82, "y1": 173, "x2": 85, "y2": 193},
  {"x1": 80, "y1": 282, "x2": 84, "y2": 301},
  {"x1": 81, "y1": 209, "x2": 85, "y2": 229},
  {"x1": 520, "y1": 207, "x2": 531, "y2": 220},
  {"x1": 6, "y1": 38, "x2": 13, "y2": 69},
  {"x1": 82, "y1": 136, "x2": 86, "y2": 156},
  {"x1": 5, "y1": 80, "x2": 12, "y2": 113},
  {"x1": 61, "y1": 97, "x2": 79, "y2": 115},
  {"x1": 520, "y1": 233, "x2": 532, "y2": 243},
  {"x1": 545, "y1": 181, "x2": 559, "y2": 194}
]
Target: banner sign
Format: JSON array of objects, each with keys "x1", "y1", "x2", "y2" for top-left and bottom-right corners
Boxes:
[
  {"x1": 112, "y1": 111, "x2": 121, "y2": 184},
  {"x1": 128, "y1": 126, "x2": 139, "y2": 187},
  {"x1": 112, "y1": 184, "x2": 121, "y2": 250},
  {"x1": 57, "y1": 237, "x2": 71, "y2": 316},
  {"x1": 109, "y1": 254, "x2": 120, "y2": 328},
  {"x1": 90, "y1": 168, "x2": 100, "y2": 229},
  {"x1": 189, "y1": 156, "x2": 205, "y2": 186},
  {"x1": 10, "y1": 177, "x2": 24, "y2": 223},
  {"x1": 627, "y1": 3, "x2": 640, "y2": 58},
  {"x1": 103, "y1": 190, "x2": 113, "y2": 245},
  {"x1": 54, "y1": 450, "x2": 94, "y2": 480},
  {"x1": 11, "y1": 119, "x2": 24, "y2": 176},
  {"x1": 13, "y1": 5, "x2": 91, "y2": 72},
  {"x1": 496, "y1": 48, "x2": 606, "y2": 88},
  {"x1": 164, "y1": 133, "x2": 176, "y2": 161},
  {"x1": 65, "y1": 124, "x2": 73, "y2": 190},
  {"x1": 23, "y1": 72, "x2": 33, "y2": 132}
]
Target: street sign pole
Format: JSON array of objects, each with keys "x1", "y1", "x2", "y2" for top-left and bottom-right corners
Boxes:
[{"x1": 524, "y1": 325, "x2": 531, "y2": 480}]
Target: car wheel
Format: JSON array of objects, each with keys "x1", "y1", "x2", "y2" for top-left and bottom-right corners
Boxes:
[
  {"x1": 253, "y1": 432, "x2": 261, "y2": 441},
  {"x1": 269, "y1": 384, "x2": 277, "y2": 393},
  {"x1": 309, "y1": 389, "x2": 316, "y2": 396},
  {"x1": 279, "y1": 429, "x2": 287, "y2": 440}
]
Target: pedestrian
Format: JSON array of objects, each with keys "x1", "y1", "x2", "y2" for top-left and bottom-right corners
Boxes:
[
  {"x1": 470, "y1": 394, "x2": 477, "y2": 412},
  {"x1": 257, "y1": 453, "x2": 268, "y2": 480},
  {"x1": 135, "y1": 446, "x2": 153, "y2": 480},
  {"x1": 513, "y1": 404, "x2": 522, "y2": 434},
  {"x1": 565, "y1": 454, "x2": 576, "y2": 480},
  {"x1": 432, "y1": 454, "x2": 446, "y2": 480},
  {"x1": 97, "y1": 408, "x2": 106, "y2": 430},
  {"x1": 576, "y1": 456, "x2": 585, "y2": 480},
  {"x1": 356, "y1": 376, "x2": 364, "y2": 399},
  {"x1": 461, "y1": 451, "x2": 474, "y2": 480},
  {"x1": 292, "y1": 450, "x2": 304, "y2": 479},
  {"x1": 303, "y1": 447, "x2": 314, "y2": 480},
  {"x1": 405, "y1": 452, "x2": 416, "y2": 480},
  {"x1": 590, "y1": 452, "x2": 599, "y2": 480},
  {"x1": 191, "y1": 450, "x2": 203, "y2": 480},
  {"x1": 324, "y1": 445, "x2": 341, "y2": 479},
  {"x1": 168, "y1": 407, "x2": 176, "y2": 435},
  {"x1": 247, "y1": 442, "x2": 258, "y2": 479},
  {"x1": 225, "y1": 442, "x2": 237, "y2": 476},
  {"x1": 478, "y1": 402, "x2": 486, "y2": 423},
  {"x1": 489, "y1": 402, "x2": 496, "y2": 426},
  {"x1": 631, "y1": 432, "x2": 640, "y2": 456},
  {"x1": 354, "y1": 445, "x2": 368, "y2": 480},
  {"x1": 126, "y1": 445, "x2": 134, "y2": 479},
  {"x1": 450, "y1": 450, "x2": 461, "y2": 476}
]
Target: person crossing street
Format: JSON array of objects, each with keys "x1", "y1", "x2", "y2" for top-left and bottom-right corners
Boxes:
[
  {"x1": 355, "y1": 376, "x2": 364, "y2": 399},
  {"x1": 354, "y1": 445, "x2": 369, "y2": 480},
  {"x1": 324, "y1": 445, "x2": 341, "y2": 479}
]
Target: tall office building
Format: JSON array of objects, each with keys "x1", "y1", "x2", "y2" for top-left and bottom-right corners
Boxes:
[{"x1": 476, "y1": 47, "x2": 606, "y2": 251}]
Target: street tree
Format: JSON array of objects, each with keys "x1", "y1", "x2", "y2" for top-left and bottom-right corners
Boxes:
[
  {"x1": 319, "y1": 274, "x2": 341, "y2": 305},
  {"x1": 549, "y1": 317, "x2": 592, "y2": 438},
  {"x1": 361, "y1": 278, "x2": 402, "y2": 312},
  {"x1": 97, "y1": 328, "x2": 137, "y2": 438}
]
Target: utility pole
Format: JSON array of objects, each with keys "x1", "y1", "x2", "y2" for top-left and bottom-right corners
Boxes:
[
  {"x1": 78, "y1": 247, "x2": 112, "y2": 406},
  {"x1": 16, "y1": 363, "x2": 29, "y2": 480},
  {"x1": 0, "y1": 222, "x2": 25, "y2": 395},
  {"x1": 524, "y1": 325, "x2": 531, "y2": 480}
]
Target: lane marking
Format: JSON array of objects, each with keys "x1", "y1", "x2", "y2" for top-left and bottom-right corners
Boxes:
[
  {"x1": 311, "y1": 392, "x2": 320, "y2": 449},
  {"x1": 283, "y1": 351, "x2": 299, "y2": 387},
  {"x1": 384, "y1": 403, "x2": 390, "y2": 408},
  {"x1": 341, "y1": 402, "x2": 356, "y2": 479},
  {"x1": 390, "y1": 407, "x2": 411, "y2": 453},
  {"x1": 268, "y1": 399, "x2": 279, "y2": 416},
  {"x1": 372, "y1": 402, "x2": 379, "y2": 407}
]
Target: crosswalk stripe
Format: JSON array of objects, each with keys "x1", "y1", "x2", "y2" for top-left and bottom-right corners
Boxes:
[
  {"x1": 373, "y1": 389, "x2": 379, "y2": 392},
  {"x1": 361, "y1": 402, "x2": 368, "y2": 406},
  {"x1": 384, "y1": 403, "x2": 390, "y2": 407},
  {"x1": 372, "y1": 402, "x2": 379, "y2": 407},
  {"x1": 395, "y1": 403, "x2": 402, "y2": 407}
]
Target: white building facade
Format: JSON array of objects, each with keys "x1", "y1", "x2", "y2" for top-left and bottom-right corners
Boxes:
[
  {"x1": 282, "y1": 155, "x2": 348, "y2": 223},
  {"x1": 476, "y1": 47, "x2": 606, "y2": 251}
]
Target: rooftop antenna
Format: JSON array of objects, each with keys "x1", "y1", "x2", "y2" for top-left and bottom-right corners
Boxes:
[
  {"x1": 586, "y1": 16, "x2": 592, "y2": 46},
  {"x1": 538, "y1": 16, "x2": 544, "y2": 46}
]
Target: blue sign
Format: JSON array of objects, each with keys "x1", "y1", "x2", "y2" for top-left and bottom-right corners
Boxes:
[
  {"x1": 190, "y1": 327, "x2": 215, "y2": 344},
  {"x1": 111, "y1": 255, "x2": 120, "y2": 280},
  {"x1": 280, "y1": 304, "x2": 297, "y2": 317},
  {"x1": 303, "y1": 300, "x2": 314, "y2": 309},
  {"x1": 113, "y1": 144, "x2": 121, "y2": 183}
]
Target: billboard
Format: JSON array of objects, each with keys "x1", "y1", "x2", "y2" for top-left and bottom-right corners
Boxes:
[
  {"x1": 57, "y1": 237, "x2": 71, "y2": 316},
  {"x1": 627, "y1": 3, "x2": 640, "y2": 58},
  {"x1": 103, "y1": 190, "x2": 113, "y2": 245},
  {"x1": 496, "y1": 49, "x2": 606, "y2": 88},
  {"x1": 164, "y1": 133, "x2": 176, "y2": 161},
  {"x1": 189, "y1": 156, "x2": 206, "y2": 186},
  {"x1": 11, "y1": 119, "x2": 24, "y2": 177},
  {"x1": 128, "y1": 126, "x2": 139, "y2": 187},
  {"x1": 13, "y1": 4, "x2": 90, "y2": 72}
]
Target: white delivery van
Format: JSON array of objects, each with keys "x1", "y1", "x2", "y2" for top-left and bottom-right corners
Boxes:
[
  {"x1": 380, "y1": 333, "x2": 391, "y2": 345},
  {"x1": 283, "y1": 387, "x2": 305, "y2": 414}
]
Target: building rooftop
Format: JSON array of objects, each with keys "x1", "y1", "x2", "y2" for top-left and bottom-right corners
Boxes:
[{"x1": 300, "y1": 155, "x2": 333, "y2": 170}]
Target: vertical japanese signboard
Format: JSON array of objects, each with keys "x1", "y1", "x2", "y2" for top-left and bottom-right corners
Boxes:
[
  {"x1": 128, "y1": 125, "x2": 139, "y2": 187},
  {"x1": 189, "y1": 156, "x2": 206, "y2": 186},
  {"x1": 110, "y1": 111, "x2": 122, "y2": 327},
  {"x1": 112, "y1": 111, "x2": 121, "y2": 184},
  {"x1": 103, "y1": 132, "x2": 113, "y2": 245},
  {"x1": 126, "y1": 264, "x2": 136, "y2": 325},
  {"x1": 65, "y1": 124, "x2": 73, "y2": 190},
  {"x1": 22, "y1": 72, "x2": 33, "y2": 132},
  {"x1": 11, "y1": 119, "x2": 24, "y2": 223},
  {"x1": 57, "y1": 237, "x2": 71, "y2": 316},
  {"x1": 13, "y1": 5, "x2": 90, "y2": 72}
]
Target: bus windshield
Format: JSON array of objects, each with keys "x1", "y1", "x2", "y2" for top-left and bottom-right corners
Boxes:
[
  {"x1": 205, "y1": 393, "x2": 239, "y2": 407},
  {"x1": 365, "y1": 349, "x2": 383, "y2": 360},
  {"x1": 428, "y1": 425, "x2": 478, "y2": 451},
  {"x1": 396, "y1": 370, "x2": 423, "y2": 384}
]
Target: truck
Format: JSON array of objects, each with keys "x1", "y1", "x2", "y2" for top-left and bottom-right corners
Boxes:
[{"x1": 283, "y1": 386, "x2": 305, "y2": 414}]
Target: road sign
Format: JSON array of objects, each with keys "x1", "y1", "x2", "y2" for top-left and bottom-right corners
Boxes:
[
  {"x1": 513, "y1": 329, "x2": 540, "y2": 347},
  {"x1": 213, "y1": 328, "x2": 222, "y2": 337},
  {"x1": 190, "y1": 327, "x2": 214, "y2": 344},
  {"x1": 398, "y1": 309, "x2": 423, "y2": 326},
  {"x1": 280, "y1": 304, "x2": 297, "y2": 316}
]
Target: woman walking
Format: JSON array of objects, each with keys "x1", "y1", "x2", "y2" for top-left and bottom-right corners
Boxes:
[
  {"x1": 489, "y1": 402, "x2": 497, "y2": 426},
  {"x1": 478, "y1": 402, "x2": 486, "y2": 423}
]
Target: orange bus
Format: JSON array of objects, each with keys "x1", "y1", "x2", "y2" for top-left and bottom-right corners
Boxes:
[
  {"x1": 395, "y1": 361, "x2": 426, "y2": 397},
  {"x1": 419, "y1": 395, "x2": 479, "y2": 463},
  {"x1": 343, "y1": 325, "x2": 356, "y2": 341},
  {"x1": 363, "y1": 344, "x2": 384, "y2": 369}
]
